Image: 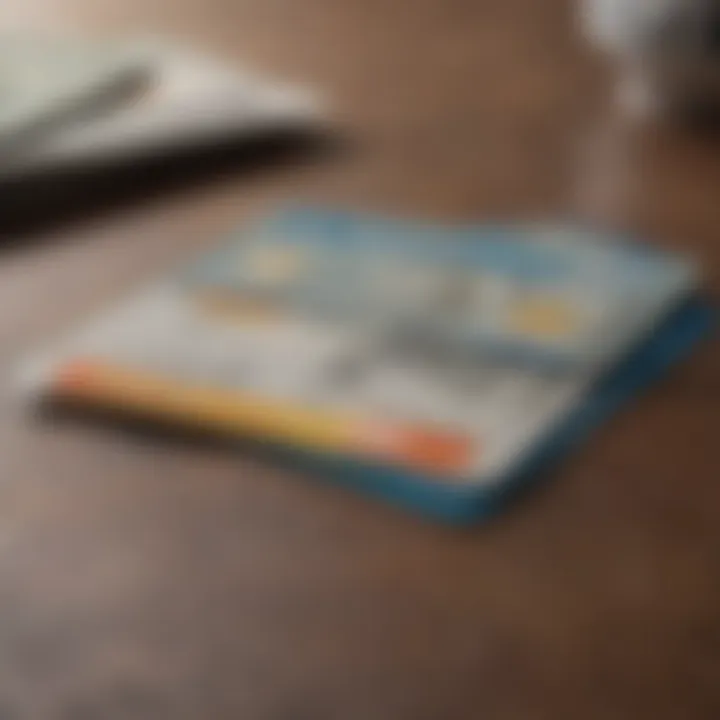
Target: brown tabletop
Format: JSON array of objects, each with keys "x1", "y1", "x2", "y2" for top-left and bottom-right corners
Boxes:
[{"x1": 1, "y1": 0, "x2": 719, "y2": 718}]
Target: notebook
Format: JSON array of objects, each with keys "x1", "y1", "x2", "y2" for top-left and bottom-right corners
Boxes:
[
  {"x1": 18, "y1": 208, "x2": 713, "y2": 523},
  {"x1": 0, "y1": 39, "x2": 325, "y2": 178}
]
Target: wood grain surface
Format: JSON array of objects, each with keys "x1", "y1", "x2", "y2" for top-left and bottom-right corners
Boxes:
[{"x1": 0, "y1": 1, "x2": 719, "y2": 718}]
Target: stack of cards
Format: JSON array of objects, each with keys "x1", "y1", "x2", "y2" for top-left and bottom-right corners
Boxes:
[
  {"x1": 18, "y1": 208, "x2": 714, "y2": 523},
  {"x1": 0, "y1": 34, "x2": 324, "y2": 179}
]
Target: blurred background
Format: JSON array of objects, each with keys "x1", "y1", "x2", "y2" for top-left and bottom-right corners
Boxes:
[{"x1": 0, "y1": 0, "x2": 718, "y2": 718}]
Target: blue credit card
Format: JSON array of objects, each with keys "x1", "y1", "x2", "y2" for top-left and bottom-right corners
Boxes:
[{"x1": 185, "y1": 207, "x2": 698, "y2": 371}]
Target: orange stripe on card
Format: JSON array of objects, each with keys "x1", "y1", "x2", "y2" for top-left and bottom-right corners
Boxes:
[{"x1": 52, "y1": 359, "x2": 475, "y2": 476}]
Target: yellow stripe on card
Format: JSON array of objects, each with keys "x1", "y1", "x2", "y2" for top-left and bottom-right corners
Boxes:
[{"x1": 51, "y1": 359, "x2": 474, "y2": 476}]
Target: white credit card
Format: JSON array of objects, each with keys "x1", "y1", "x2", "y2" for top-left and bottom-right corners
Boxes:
[
  {"x1": 0, "y1": 35, "x2": 151, "y2": 156},
  {"x1": 1, "y1": 40, "x2": 326, "y2": 176}
]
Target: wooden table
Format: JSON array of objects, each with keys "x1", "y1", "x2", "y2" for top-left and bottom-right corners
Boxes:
[{"x1": 0, "y1": 1, "x2": 718, "y2": 717}]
